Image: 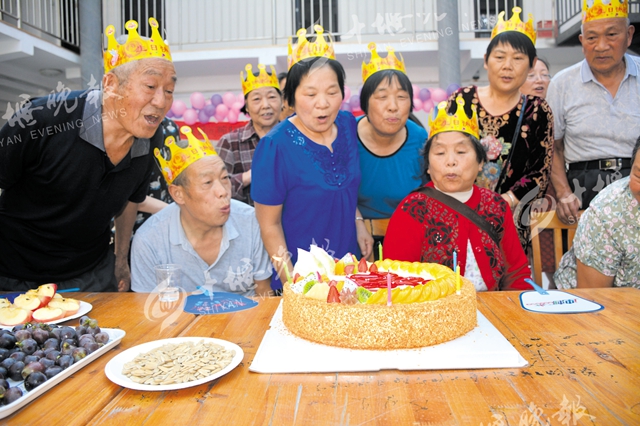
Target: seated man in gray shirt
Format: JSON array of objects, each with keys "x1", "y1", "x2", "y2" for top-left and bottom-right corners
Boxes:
[{"x1": 131, "y1": 126, "x2": 272, "y2": 297}]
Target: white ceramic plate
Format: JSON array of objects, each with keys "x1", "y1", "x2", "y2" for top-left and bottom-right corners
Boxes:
[
  {"x1": 0, "y1": 328, "x2": 126, "y2": 420},
  {"x1": 105, "y1": 337, "x2": 244, "y2": 391},
  {"x1": 0, "y1": 301, "x2": 92, "y2": 329}
]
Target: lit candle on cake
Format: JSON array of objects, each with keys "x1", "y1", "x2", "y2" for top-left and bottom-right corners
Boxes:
[
  {"x1": 452, "y1": 250, "x2": 457, "y2": 272},
  {"x1": 456, "y1": 265, "x2": 461, "y2": 295},
  {"x1": 273, "y1": 256, "x2": 292, "y2": 284},
  {"x1": 378, "y1": 242, "x2": 383, "y2": 261},
  {"x1": 387, "y1": 273, "x2": 392, "y2": 306}
]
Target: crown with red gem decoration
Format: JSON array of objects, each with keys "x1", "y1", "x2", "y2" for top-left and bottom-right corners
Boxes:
[
  {"x1": 361, "y1": 42, "x2": 407, "y2": 84},
  {"x1": 583, "y1": 0, "x2": 628, "y2": 23},
  {"x1": 154, "y1": 126, "x2": 217, "y2": 184},
  {"x1": 104, "y1": 18, "x2": 172, "y2": 73},
  {"x1": 491, "y1": 7, "x2": 537, "y2": 45},
  {"x1": 428, "y1": 96, "x2": 480, "y2": 140},
  {"x1": 241, "y1": 64, "x2": 280, "y2": 96},
  {"x1": 287, "y1": 25, "x2": 336, "y2": 70}
]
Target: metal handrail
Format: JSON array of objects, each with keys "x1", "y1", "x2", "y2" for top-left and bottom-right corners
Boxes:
[
  {"x1": 0, "y1": 0, "x2": 79, "y2": 48},
  {"x1": 557, "y1": 0, "x2": 639, "y2": 28},
  {"x1": 104, "y1": 0, "x2": 557, "y2": 49}
]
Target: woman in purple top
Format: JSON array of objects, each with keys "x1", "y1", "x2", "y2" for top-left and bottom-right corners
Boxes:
[{"x1": 252, "y1": 55, "x2": 373, "y2": 290}]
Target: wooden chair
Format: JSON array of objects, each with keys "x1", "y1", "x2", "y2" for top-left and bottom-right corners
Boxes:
[
  {"x1": 364, "y1": 218, "x2": 390, "y2": 238},
  {"x1": 529, "y1": 210, "x2": 583, "y2": 285}
]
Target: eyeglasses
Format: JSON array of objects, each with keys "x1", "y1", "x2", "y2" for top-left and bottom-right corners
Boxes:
[{"x1": 526, "y1": 73, "x2": 551, "y2": 81}]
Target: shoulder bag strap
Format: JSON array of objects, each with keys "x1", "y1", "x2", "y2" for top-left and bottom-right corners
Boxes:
[
  {"x1": 496, "y1": 95, "x2": 527, "y2": 191},
  {"x1": 414, "y1": 186, "x2": 501, "y2": 246}
]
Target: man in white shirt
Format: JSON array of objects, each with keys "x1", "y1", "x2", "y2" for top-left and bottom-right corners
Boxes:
[{"x1": 547, "y1": 0, "x2": 638, "y2": 224}]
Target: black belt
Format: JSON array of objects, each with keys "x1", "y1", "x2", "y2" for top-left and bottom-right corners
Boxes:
[{"x1": 567, "y1": 158, "x2": 631, "y2": 171}]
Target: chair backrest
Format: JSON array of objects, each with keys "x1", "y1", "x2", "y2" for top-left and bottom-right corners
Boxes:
[
  {"x1": 529, "y1": 210, "x2": 583, "y2": 284},
  {"x1": 368, "y1": 219, "x2": 390, "y2": 237}
]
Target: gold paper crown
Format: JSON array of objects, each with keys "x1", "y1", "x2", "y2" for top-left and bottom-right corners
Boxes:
[
  {"x1": 240, "y1": 64, "x2": 280, "y2": 96},
  {"x1": 154, "y1": 126, "x2": 218, "y2": 184},
  {"x1": 104, "y1": 18, "x2": 172, "y2": 73},
  {"x1": 361, "y1": 43, "x2": 407, "y2": 83},
  {"x1": 287, "y1": 25, "x2": 336, "y2": 70},
  {"x1": 491, "y1": 7, "x2": 537, "y2": 45},
  {"x1": 428, "y1": 96, "x2": 480, "y2": 140},
  {"x1": 583, "y1": 0, "x2": 628, "y2": 23}
]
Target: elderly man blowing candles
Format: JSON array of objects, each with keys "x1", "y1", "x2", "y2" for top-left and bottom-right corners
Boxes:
[{"x1": 131, "y1": 126, "x2": 272, "y2": 297}]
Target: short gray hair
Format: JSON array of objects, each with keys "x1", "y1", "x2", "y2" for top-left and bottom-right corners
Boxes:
[
  {"x1": 109, "y1": 60, "x2": 139, "y2": 87},
  {"x1": 171, "y1": 170, "x2": 189, "y2": 187}
]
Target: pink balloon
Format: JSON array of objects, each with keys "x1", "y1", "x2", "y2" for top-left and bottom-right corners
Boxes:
[
  {"x1": 430, "y1": 88, "x2": 448, "y2": 103},
  {"x1": 183, "y1": 108, "x2": 198, "y2": 125},
  {"x1": 215, "y1": 104, "x2": 229, "y2": 116},
  {"x1": 231, "y1": 101, "x2": 244, "y2": 112},
  {"x1": 227, "y1": 110, "x2": 239, "y2": 124},
  {"x1": 237, "y1": 93, "x2": 245, "y2": 103},
  {"x1": 413, "y1": 98, "x2": 422, "y2": 111},
  {"x1": 171, "y1": 100, "x2": 187, "y2": 118},
  {"x1": 214, "y1": 104, "x2": 229, "y2": 122},
  {"x1": 412, "y1": 84, "x2": 420, "y2": 96},
  {"x1": 423, "y1": 99, "x2": 434, "y2": 113},
  {"x1": 223, "y1": 92, "x2": 236, "y2": 108},
  {"x1": 344, "y1": 86, "x2": 352, "y2": 101},
  {"x1": 190, "y1": 92, "x2": 206, "y2": 110}
]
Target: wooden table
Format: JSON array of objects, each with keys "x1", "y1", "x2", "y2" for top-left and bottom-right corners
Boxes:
[{"x1": 3, "y1": 288, "x2": 639, "y2": 425}]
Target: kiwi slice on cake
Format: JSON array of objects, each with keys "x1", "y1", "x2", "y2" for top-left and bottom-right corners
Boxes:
[{"x1": 356, "y1": 287, "x2": 372, "y2": 303}]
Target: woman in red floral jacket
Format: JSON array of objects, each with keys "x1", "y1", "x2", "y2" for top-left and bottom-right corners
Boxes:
[{"x1": 384, "y1": 97, "x2": 531, "y2": 291}]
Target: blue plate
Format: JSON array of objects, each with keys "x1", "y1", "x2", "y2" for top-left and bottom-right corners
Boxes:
[{"x1": 183, "y1": 292, "x2": 259, "y2": 315}]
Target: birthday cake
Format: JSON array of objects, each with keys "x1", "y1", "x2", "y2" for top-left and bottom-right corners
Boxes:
[{"x1": 282, "y1": 247, "x2": 478, "y2": 349}]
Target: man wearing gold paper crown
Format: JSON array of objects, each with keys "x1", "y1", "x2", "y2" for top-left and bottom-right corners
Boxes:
[
  {"x1": 548, "y1": 0, "x2": 639, "y2": 224},
  {"x1": 130, "y1": 126, "x2": 273, "y2": 296},
  {"x1": 216, "y1": 64, "x2": 283, "y2": 206},
  {"x1": 384, "y1": 97, "x2": 531, "y2": 291},
  {"x1": 0, "y1": 18, "x2": 176, "y2": 292}
]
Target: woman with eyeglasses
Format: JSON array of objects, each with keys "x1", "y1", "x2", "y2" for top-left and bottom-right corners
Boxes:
[
  {"x1": 520, "y1": 58, "x2": 551, "y2": 99},
  {"x1": 446, "y1": 7, "x2": 554, "y2": 250}
]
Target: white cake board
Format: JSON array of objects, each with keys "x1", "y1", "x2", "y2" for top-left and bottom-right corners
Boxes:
[{"x1": 250, "y1": 301, "x2": 528, "y2": 374}]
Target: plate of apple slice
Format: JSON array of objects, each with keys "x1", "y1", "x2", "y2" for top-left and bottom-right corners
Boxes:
[{"x1": 0, "y1": 284, "x2": 92, "y2": 328}]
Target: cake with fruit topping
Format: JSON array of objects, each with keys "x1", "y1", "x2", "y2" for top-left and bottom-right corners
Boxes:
[{"x1": 282, "y1": 247, "x2": 478, "y2": 349}]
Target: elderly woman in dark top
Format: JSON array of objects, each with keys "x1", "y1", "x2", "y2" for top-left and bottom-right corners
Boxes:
[
  {"x1": 216, "y1": 64, "x2": 283, "y2": 205},
  {"x1": 446, "y1": 7, "x2": 554, "y2": 249}
]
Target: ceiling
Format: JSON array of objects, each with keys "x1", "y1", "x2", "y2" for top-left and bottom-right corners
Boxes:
[{"x1": 0, "y1": 23, "x2": 81, "y2": 125}]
